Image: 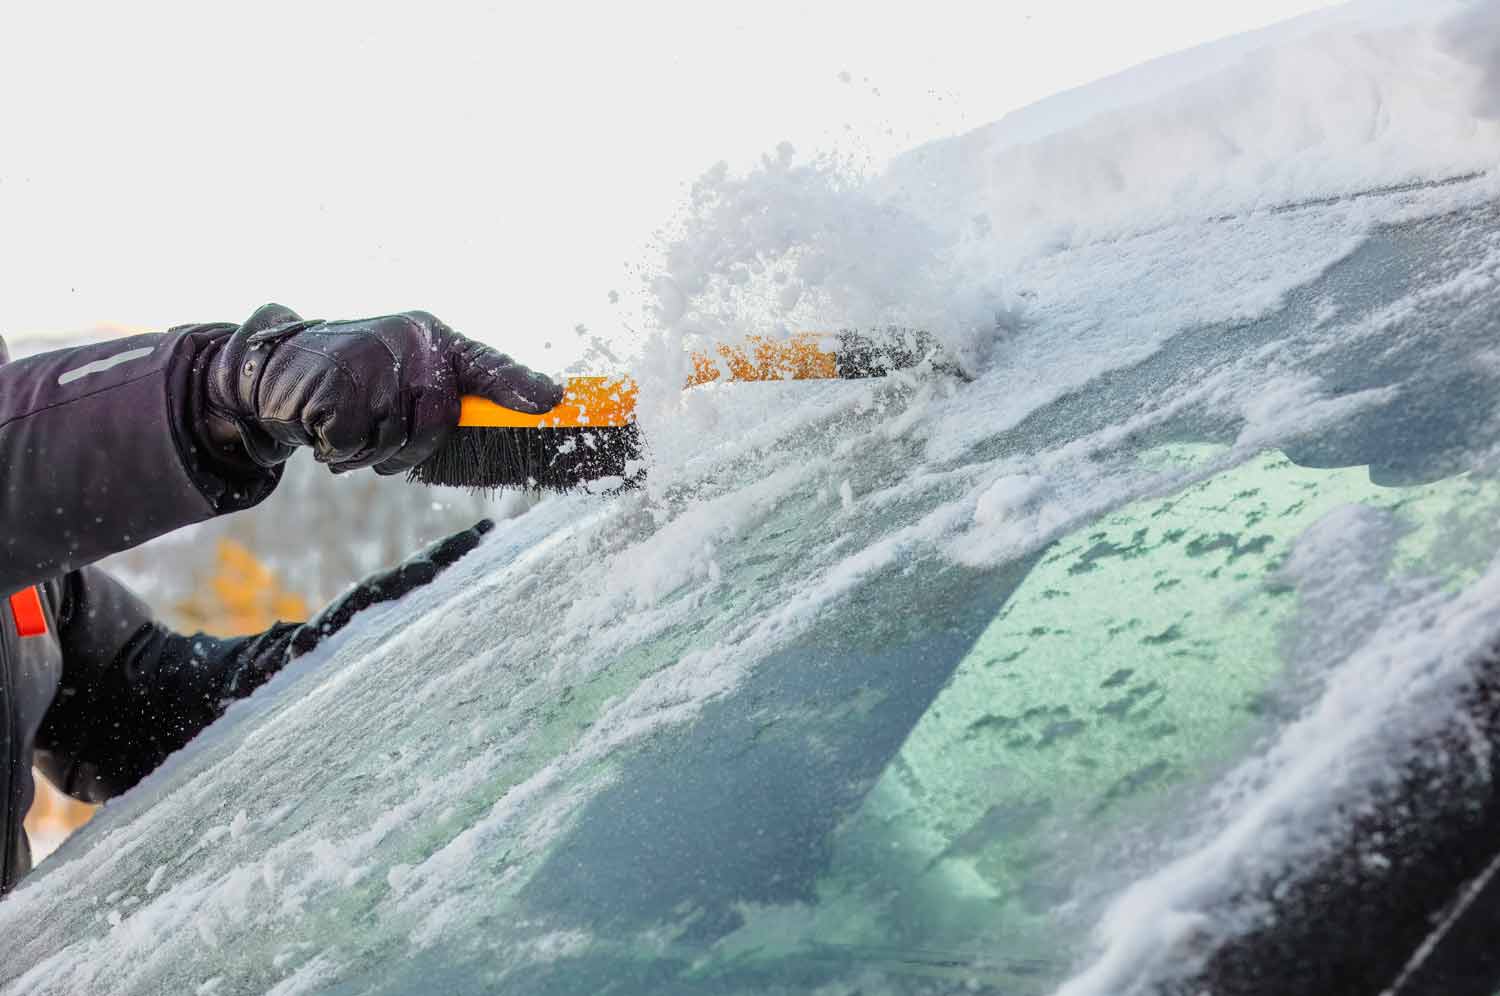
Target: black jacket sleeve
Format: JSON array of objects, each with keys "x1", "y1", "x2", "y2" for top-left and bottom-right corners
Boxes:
[
  {"x1": 32, "y1": 567, "x2": 297, "y2": 803},
  {"x1": 0, "y1": 326, "x2": 282, "y2": 593}
]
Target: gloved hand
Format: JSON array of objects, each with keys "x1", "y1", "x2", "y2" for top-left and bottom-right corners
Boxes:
[
  {"x1": 287, "y1": 518, "x2": 495, "y2": 659},
  {"x1": 199, "y1": 304, "x2": 563, "y2": 475}
]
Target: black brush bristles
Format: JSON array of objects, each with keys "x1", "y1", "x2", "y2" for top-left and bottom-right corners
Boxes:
[
  {"x1": 836, "y1": 327, "x2": 962, "y2": 379},
  {"x1": 409, "y1": 424, "x2": 643, "y2": 492}
]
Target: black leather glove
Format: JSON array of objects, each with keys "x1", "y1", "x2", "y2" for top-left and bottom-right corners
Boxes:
[
  {"x1": 288, "y1": 518, "x2": 495, "y2": 659},
  {"x1": 199, "y1": 304, "x2": 563, "y2": 475}
]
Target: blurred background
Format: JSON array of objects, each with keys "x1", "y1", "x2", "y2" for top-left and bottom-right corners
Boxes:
[{"x1": 1, "y1": 1, "x2": 1347, "y2": 371}]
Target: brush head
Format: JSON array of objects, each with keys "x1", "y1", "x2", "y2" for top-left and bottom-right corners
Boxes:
[
  {"x1": 407, "y1": 331, "x2": 953, "y2": 492},
  {"x1": 408, "y1": 423, "x2": 643, "y2": 492}
]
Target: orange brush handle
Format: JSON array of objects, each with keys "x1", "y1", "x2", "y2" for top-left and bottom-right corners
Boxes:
[
  {"x1": 458, "y1": 335, "x2": 841, "y2": 429},
  {"x1": 459, "y1": 376, "x2": 638, "y2": 429}
]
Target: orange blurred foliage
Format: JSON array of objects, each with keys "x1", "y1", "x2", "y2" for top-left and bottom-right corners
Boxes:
[{"x1": 175, "y1": 539, "x2": 310, "y2": 637}]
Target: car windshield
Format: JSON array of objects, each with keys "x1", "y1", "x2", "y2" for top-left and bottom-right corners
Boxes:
[{"x1": 7, "y1": 10, "x2": 1500, "y2": 996}]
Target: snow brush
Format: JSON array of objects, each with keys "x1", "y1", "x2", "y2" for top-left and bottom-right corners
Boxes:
[{"x1": 408, "y1": 329, "x2": 943, "y2": 492}]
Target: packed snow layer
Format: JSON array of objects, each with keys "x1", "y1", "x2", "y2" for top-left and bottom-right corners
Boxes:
[
  {"x1": 7, "y1": 3, "x2": 1500, "y2": 994},
  {"x1": 883, "y1": 0, "x2": 1500, "y2": 242}
]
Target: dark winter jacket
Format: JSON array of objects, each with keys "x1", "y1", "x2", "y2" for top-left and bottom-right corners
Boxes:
[{"x1": 0, "y1": 326, "x2": 293, "y2": 894}]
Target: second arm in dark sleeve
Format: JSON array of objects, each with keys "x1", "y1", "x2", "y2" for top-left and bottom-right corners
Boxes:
[{"x1": 32, "y1": 567, "x2": 298, "y2": 804}]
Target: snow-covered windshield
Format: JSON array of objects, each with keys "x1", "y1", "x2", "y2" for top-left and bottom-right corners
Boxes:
[{"x1": 8, "y1": 5, "x2": 1500, "y2": 996}]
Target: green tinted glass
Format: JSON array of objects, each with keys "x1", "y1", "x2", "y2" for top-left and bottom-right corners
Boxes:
[{"x1": 695, "y1": 448, "x2": 1500, "y2": 991}]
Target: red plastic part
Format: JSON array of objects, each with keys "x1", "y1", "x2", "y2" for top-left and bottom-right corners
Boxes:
[{"x1": 9, "y1": 587, "x2": 47, "y2": 638}]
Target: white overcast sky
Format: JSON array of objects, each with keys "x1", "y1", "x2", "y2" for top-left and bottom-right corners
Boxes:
[{"x1": 2, "y1": 0, "x2": 1344, "y2": 368}]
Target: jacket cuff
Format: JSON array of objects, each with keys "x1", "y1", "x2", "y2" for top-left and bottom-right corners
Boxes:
[{"x1": 168, "y1": 324, "x2": 283, "y2": 513}]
